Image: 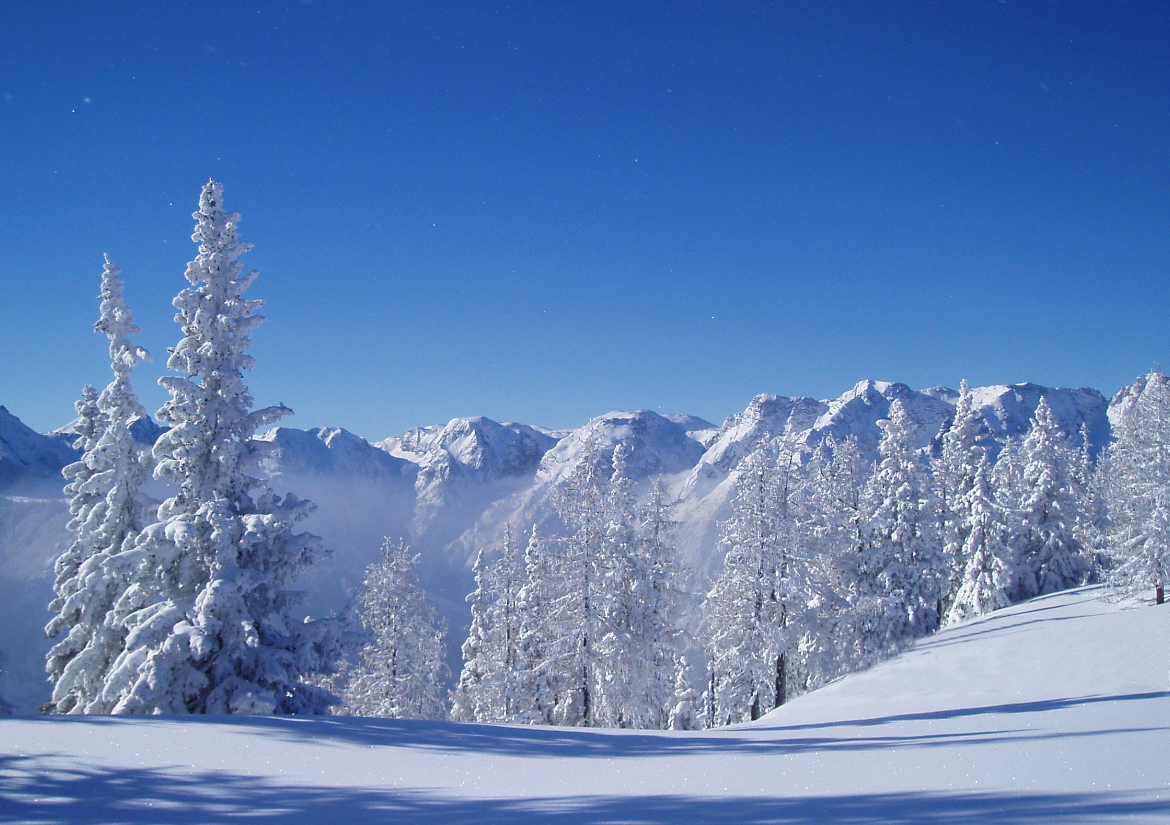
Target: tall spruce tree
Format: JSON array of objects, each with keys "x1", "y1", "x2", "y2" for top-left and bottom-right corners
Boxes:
[
  {"x1": 102, "y1": 181, "x2": 334, "y2": 714},
  {"x1": 543, "y1": 429, "x2": 612, "y2": 727},
  {"x1": 450, "y1": 549, "x2": 492, "y2": 722},
  {"x1": 514, "y1": 525, "x2": 557, "y2": 723},
  {"x1": 632, "y1": 478, "x2": 685, "y2": 728},
  {"x1": 46, "y1": 257, "x2": 154, "y2": 713}
]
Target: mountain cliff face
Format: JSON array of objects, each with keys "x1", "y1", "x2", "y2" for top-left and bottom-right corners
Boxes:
[
  {"x1": 460, "y1": 380, "x2": 1111, "y2": 586},
  {"x1": 0, "y1": 379, "x2": 1116, "y2": 713},
  {"x1": 0, "y1": 406, "x2": 79, "y2": 495}
]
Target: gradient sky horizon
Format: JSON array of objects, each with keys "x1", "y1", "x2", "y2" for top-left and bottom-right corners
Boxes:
[{"x1": 2, "y1": 1, "x2": 1168, "y2": 440}]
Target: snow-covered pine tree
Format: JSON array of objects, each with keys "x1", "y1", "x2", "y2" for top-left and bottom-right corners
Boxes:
[
  {"x1": 1074, "y1": 422, "x2": 1109, "y2": 573},
  {"x1": 701, "y1": 442, "x2": 797, "y2": 726},
  {"x1": 592, "y1": 443, "x2": 643, "y2": 728},
  {"x1": 344, "y1": 538, "x2": 448, "y2": 719},
  {"x1": 543, "y1": 429, "x2": 613, "y2": 727},
  {"x1": 102, "y1": 181, "x2": 334, "y2": 715},
  {"x1": 631, "y1": 478, "x2": 685, "y2": 729},
  {"x1": 935, "y1": 379, "x2": 985, "y2": 611},
  {"x1": 1015, "y1": 397, "x2": 1089, "y2": 598},
  {"x1": 46, "y1": 256, "x2": 154, "y2": 714},
  {"x1": 451, "y1": 523, "x2": 527, "y2": 722},
  {"x1": 945, "y1": 454, "x2": 1014, "y2": 624},
  {"x1": 861, "y1": 399, "x2": 947, "y2": 643},
  {"x1": 789, "y1": 434, "x2": 869, "y2": 690},
  {"x1": 1103, "y1": 372, "x2": 1170, "y2": 604},
  {"x1": 667, "y1": 655, "x2": 699, "y2": 731},
  {"x1": 513, "y1": 525, "x2": 557, "y2": 724},
  {"x1": 490, "y1": 523, "x2": 527, "y2": 719},
  {"x1": 772, "y1": 438, "x2": 848, "y2": 703},
  {"x1": 450, "y1": 549, "x2": 492, "y2": 722}
]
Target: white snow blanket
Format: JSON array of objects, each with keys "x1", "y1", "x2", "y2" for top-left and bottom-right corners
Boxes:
[{"x1": 3, "y1": 585, "x2": 1168, "y2": 823}]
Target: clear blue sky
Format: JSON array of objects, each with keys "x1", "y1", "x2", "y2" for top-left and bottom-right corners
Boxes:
[{"x1": 2, "y1": 1, "x2": 1167, "y2": 439}]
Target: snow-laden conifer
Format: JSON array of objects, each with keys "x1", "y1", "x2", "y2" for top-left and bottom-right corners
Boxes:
[
  {"x1": 542, "y1": 429, "x2": 613, "y2": 726},
  {"x1": 46, "y1": 256, "x2": 154, "y2": 714},
  {"x1": 702, "y1": 443, "x2": 797, "y2": 725},
  {"x1": 102, "y1": 182, "x2": 333, "y2": 715},
  {"x1": 343, "y1": 538, "x2": 448, "y2": 719},
  {"x1": 630, "y1": 478, "x2": 685, "y2": 728},
  {"x1": 945, "y1": 455, "x2": 1014, "y2": 624},
  {"x1": 789, "y1": 435, "x2": 870, "y2": 689},
  {"x1": 513, "y1": 525, "x2": 556, "y2": 723},
  {"x1": 1014, "y1": 397, "x2": 1089, "y2": 598},
  {"x1": 592, "y1": 444, "x2": 643, "y2": 727},
  {"x1": 1103, "y1": 372, "x2": 1170, "y2": 604},
  {"x1": 512, "y1": 433, "x2": 684, "y2": 728},
  {"x1": 861, "y1": 400, "x2": 947, "y2": 642},
  {"x1": 936, "y1": 379, "x2": 984, "y2": 608},
  {"x1": 1073, "y1": 422, "x2": 1108, "y2": 568},
  {"x1": 452, "y1": 523, "x2": 527, "y2": 722},
  {"x1": 667, "y1": 655, "x2": 699, "y2": 731},
  {"x1": 450, "y1": 549, "x2": 491, "y2": 722}
]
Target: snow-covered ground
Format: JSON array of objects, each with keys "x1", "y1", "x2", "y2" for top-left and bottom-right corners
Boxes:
[{"x1": 3, "y1": 585, "x2": 1167, "y2": 824}]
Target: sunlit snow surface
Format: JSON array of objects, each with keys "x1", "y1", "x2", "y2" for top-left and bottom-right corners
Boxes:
[{"x1": 3, "y1": 586, "x2": 1168, "y2": 824}]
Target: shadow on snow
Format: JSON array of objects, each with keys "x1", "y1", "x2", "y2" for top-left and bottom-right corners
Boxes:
[
  {"x1": 3, "y1": 754, "x2": 1169, "y2": 825},
  {"x1": 18, "y1": 689, "x2": 1168, "y2": 762}
]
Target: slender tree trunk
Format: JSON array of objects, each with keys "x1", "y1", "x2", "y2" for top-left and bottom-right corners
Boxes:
[
  {"x1": 708, "y1": 670, "x2": 717, "y2": 728},
  {"x1": 775, "y1": 651, "x2": 787, "y2": 709},
  {"x1": 1157, "y1": 585, "x2": 1165, "y2": 605}
]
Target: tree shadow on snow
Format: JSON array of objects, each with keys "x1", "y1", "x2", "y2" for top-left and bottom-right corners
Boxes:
[
  {"x1": 2, "y1": 754, "x2": 1168, "y2": 825},
  {"x1": 30, "y1": 690, "x2": 1168, "y2": 764},
  {"x1": 753, "y1": 691, "x2": 1170, "y2": 734}
]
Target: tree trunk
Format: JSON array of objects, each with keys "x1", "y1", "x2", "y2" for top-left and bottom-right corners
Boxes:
[
  {"x1": 1157, "y1": 585, "x2": 1165, "y2": 605},
  {"x1": 708, "y1": 671, "x2": 717, "y2": 727},
  {"x1": 775, "y1": 651, "x2": 787, "y2": 709}
]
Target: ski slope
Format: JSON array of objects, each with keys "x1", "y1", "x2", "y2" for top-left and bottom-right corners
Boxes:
[{"x1": 3, "y1": 585, "x2": 1168, "y2": 824}]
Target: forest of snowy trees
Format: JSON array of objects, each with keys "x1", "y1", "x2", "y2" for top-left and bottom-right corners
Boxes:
[
  {"x1": 446, "y1": 380, "x2": 1168, "y2": 729},
  {"x1": 40, "y1": 180, "x2": 1170, "y2": 726}
]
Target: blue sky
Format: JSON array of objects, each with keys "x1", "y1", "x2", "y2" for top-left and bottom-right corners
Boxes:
[{"x1": 2, "y1": 1, "x2": 1167, "y2": 439}]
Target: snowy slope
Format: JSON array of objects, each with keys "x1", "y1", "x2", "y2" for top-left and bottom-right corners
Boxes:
[{"x1": 3, "y1": 586, "x2": 1167, "y2": 823}]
